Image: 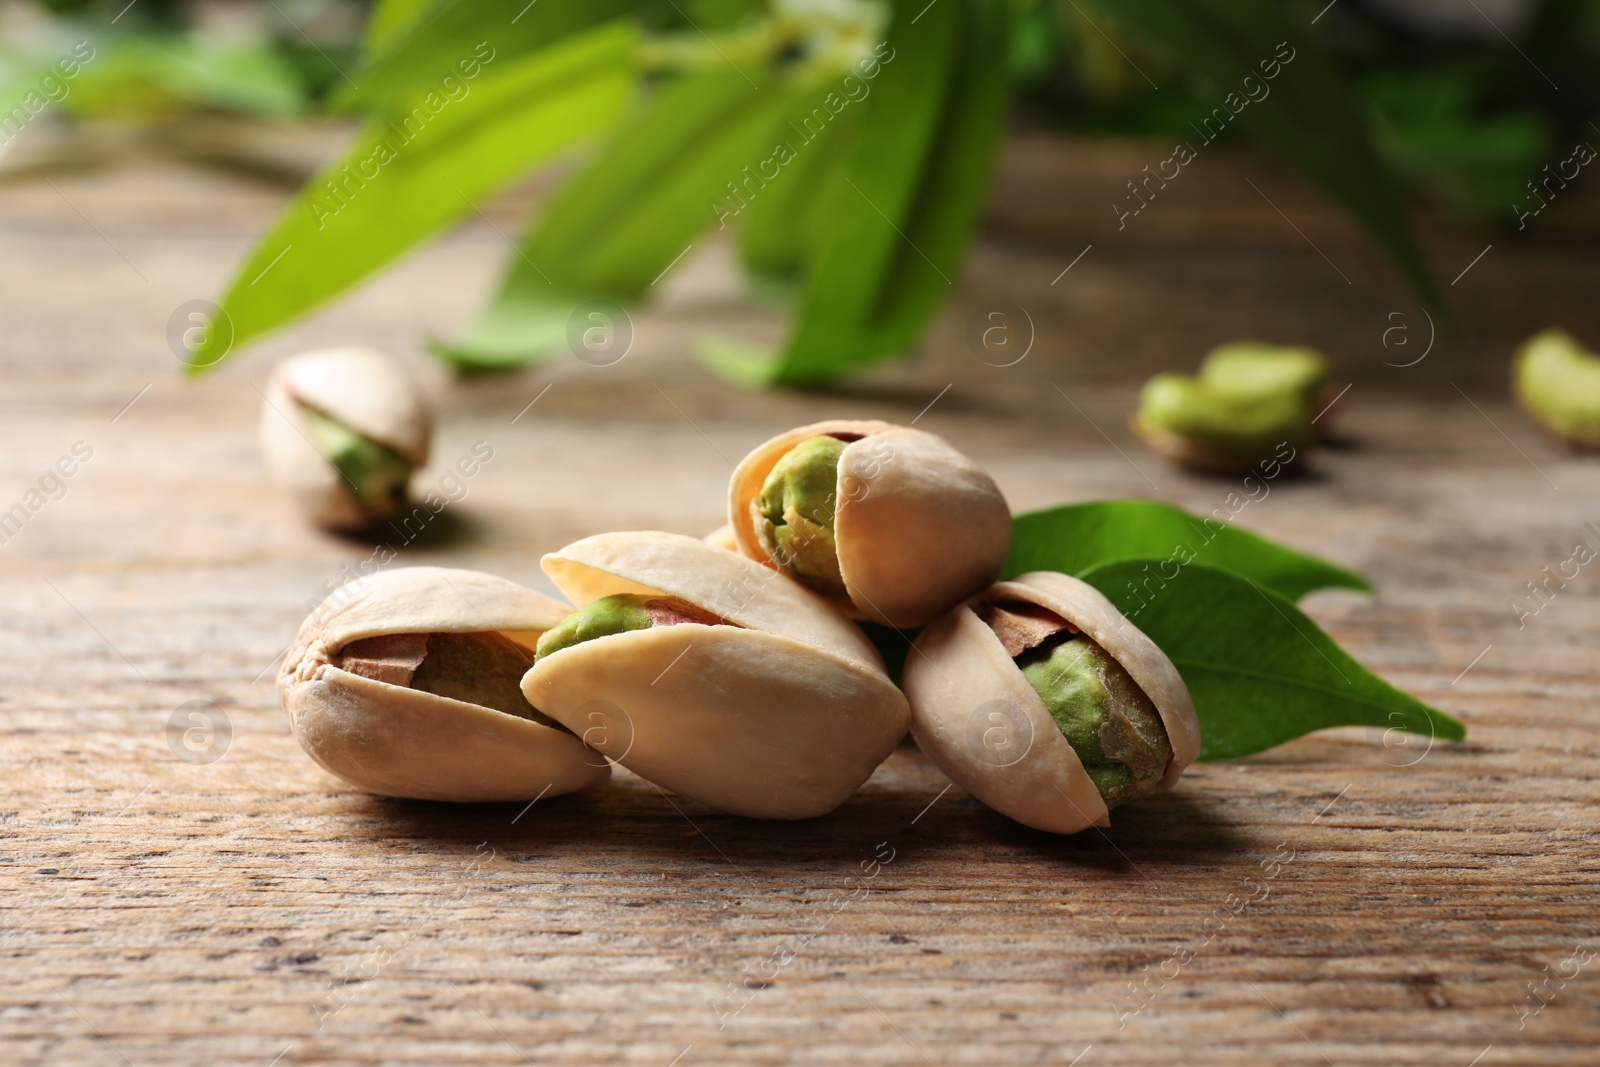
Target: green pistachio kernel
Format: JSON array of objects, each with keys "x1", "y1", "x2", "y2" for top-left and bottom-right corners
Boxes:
[
  {"x1": 1514, "y1": 329, "x2": 1600, "y2": 449},
  {"x1": 1138, "y1": 373, "x2": 1314, "y2": 464},
  {"x1": 299, "y1": 403, "x2": 414, "y2": 521},
  {"x1": 536, "y1": 594, "x2": 656, "y2": 659},
  {"x1": 1198, "y1": 343, "x2": 1332, "y2": 408},
  {"x1": 1018, "y1": 635, "x2": 1173, "y2": 807},
  {"x1": 752, "y1": 434, "x2": 849, "y2": 600},
  {"x1": 535, "y1": 594, "x2": 730, "y2": 659}
]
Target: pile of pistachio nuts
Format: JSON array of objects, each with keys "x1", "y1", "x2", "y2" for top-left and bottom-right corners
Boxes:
[{"x1": 271, "y1": 355, "x2": 1199, "y2": 835}]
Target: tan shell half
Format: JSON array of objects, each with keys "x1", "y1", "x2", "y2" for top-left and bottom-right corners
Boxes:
[
  {"x1": 524, "y1": 531, "x2": 910, "y2": 819},
  {"x1": 728, "y1": 419, "x2": 1012, "y2": 628},
  {"x1": 259, "y1": 347, "x2": 432, "y2": 529},
  {"x1": 903, "y1": 572, "x2": 1200, "y2": 834},
  {"x1": 279, "y1": 566, "x2": 607, "y2": 802}
]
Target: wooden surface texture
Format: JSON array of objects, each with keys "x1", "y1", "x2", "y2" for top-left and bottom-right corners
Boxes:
[{"x1": 1, "y1": 125, "x2": 1598, "y2": 1066}]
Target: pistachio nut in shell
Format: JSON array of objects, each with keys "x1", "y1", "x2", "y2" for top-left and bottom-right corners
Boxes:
[
  {"x1": 1132, "y1": 373, "x2": 1313, "y2": 475},
  {"x1": 259, "y1": 347, "x2": 432, "y2": 530},
  {"x1": 1514, "y1": 329, "x2": 1600, "y2": 450},
  {"x1": 903, "y1": 572, "x2": 1200, "y2": 835},
  {"x1": 728, "y1": 420, "x2": 1012, "y2": 628},
  {"x1": 1199, "y1": 342, "x2": 1335, "y2": 410},
  {"x1": 280, "y1": 566, "x2": 607, "y2": 802},
  {"x1": 522, "y1": 531, "x2": 910, "y2": 820}
]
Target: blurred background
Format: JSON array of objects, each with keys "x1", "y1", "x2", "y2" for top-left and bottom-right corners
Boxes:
[{"x1": 3, "y1": 0, "x2": 1596, "y2": 392}]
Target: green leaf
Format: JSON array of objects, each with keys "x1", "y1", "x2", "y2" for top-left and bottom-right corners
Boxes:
[
  {"x1": 1085, "y1": 0, "x2": 1447, "y2": 320},
  {"x1": 768, "y1": 0, "x2": 1014, "y2": 385},
  {"x1": 341, "y1": 0, "x2": 666, "y2": 110},
  {"x1": 443, "y1": 69, "x2": 792, "y2": 367},
  {"x1": 191, "y1": 23, "x2": 638, "y2": 372},
  {"x1": 1005, "y1": 500, "x2": 1370, "y2": 600},
  {"x1": 1079, "y1": 560, "x2": 1464, "y2": 761},
  {"x1": 363, "y1": 0, "x2": 441, "y2": 57},
  {"x1": 737, "y1": 82, "x2": 861, "y2": 283}
]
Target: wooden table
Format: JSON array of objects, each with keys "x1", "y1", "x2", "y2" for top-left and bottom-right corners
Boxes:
[{"x1": 2, "y1": 126, "x2": 1597, "y2": 1066}]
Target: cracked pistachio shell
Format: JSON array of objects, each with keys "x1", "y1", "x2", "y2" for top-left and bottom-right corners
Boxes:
[
  {"x1": 1514, "y1": 329, "x2": 1600, "y2": 449},
  {"x1": 523, "y1": 531, "x2": 910, "y2": 820},
  {"x1": 280, "y1": 566, "x2": 607, "y2": 802},
  {"x1": 703, "y1": 524, "x2": 740, "y2": 552},
  {"x1": 260, "y1": 347, "x2": 432, "y2": 530},
  {"x1": 728, "y1": 420, "x2": 1012, "y2": 628},
  {"x1": 903, "y1": 572, "x2": 1200, "y2": 835}
]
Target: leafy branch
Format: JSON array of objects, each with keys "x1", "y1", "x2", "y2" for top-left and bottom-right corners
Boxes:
[{"x1": 192, "y1": 0, "x2": 1444, "y2": 379}]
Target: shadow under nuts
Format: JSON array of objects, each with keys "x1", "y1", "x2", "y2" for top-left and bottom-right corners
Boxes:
[
  {"x1": 280, "y1": 566, "x2": 607, "y2": 802},
  {"x1": 521, "y1": 531, "x2": 910, "y2": 820},
  {"x1": 903, "y1": 572, "x2": 1201, "y2": 834},
  {"x1": 728, "y1": 419, "x2": 1012, "y2": 628}
]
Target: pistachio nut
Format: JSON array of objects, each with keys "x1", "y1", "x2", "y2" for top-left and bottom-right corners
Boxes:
[
  {"x1": 1514, "y1": 329, "x2": 1600, "y2": 450},
  {"x1": 903, "y1": 572, "x2": 1201, "y2": 834},
  {"x1": 1199, "y1": 342, "x2": 1334, "y2": 413},
  {"x1": 521, "y1": 531, "x2": 910, "y2": 819},
  {"x1": 259, "y1": 347, "x2": 432, "y2": 530},
  {"x1": 1132, "y1": 373, "x2": 1315, "y2": 475},
  {"x1": 728, "y1": 420, "x2": 1012, "y2": 628},
  {"x1": 279, "y1": 566, "x2": 607, "y2": 802}
]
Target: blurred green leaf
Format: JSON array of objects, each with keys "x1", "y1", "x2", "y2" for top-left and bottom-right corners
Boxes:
[
  {"x1": 363, "y1": 0, "x2": 442, "y2": 57},
  {"x1": 738, "y1": 83, "x2": 861, "y2": 285},
  {"x1": 1084, "y1": 0, "x2": 1446, "y2": 320},
  {"x1": 442, "y1": 68, "x2": 792, "y2": 368},
  {"x1": 1005, "y1": 500, "x2": 1372, "y2": 599},
  {"x1": 340, "y1": 0, "x2": 670, "y2": 110},
  {"x1": 191, "y1": 22, "x2": 638, "y2": 372},
  {"x1": 759, "y1": 0, "x2": 1013, "y2": 386},
  {"x1": 1079, "y1": 560, "x2": 1464, "y2": 761},
  {"x1": 53, "y1": 35, "x2": 306, "y2": 119},
  {"x1": 1366, "y1": 69, "x2": 1550, "y2": 225}
]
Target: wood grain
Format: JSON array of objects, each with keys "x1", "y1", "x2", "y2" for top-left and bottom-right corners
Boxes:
[{"x1": 1, "y1": 129, "x2": 1597, "y2": 1067}]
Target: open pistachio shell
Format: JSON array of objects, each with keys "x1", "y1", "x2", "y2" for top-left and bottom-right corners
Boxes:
[
  {"x1": 903, "y1": 572, "x2": 1200, "y2": 834},
  {"x1": 280, "y1": 566, "x2": 607, "y2": 802},
  {"x1": 259, "y1": 347, "x2": 432, "y2": 530},
  {"x1": 524, "y1": 531, "x2": 909, "y2": 819},
  {"x1": 703, "y1": 524, "x2": 740, "y2": 552},
  {"x1": 728, "y1": 420, "x2": 1012, "y2": 628}
]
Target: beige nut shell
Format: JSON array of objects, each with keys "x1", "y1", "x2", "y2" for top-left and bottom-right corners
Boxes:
[
  {"x1": 525, "y1": 531, "x2": 910, "y2": 819},
  {"x1": 728, "y1": 420, "x2": 1011, "y2": 628},
  {"x1": 259, "y1": 347, "x2": 432, "y2": 529},
  {"x1": 904, "y1": 572, "x2": 1200, "y2": 834},
  {"x1": 280, "y1": 566, "x2": 607, "y2": 802}
]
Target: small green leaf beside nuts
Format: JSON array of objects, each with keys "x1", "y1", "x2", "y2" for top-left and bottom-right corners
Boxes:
[{"x1": 1514, "y1": 328, "x2": 1600, "y2": 450}]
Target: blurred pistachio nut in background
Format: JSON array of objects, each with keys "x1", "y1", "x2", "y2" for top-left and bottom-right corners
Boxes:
[
  {"x1": 523, "y1": 531, "x2": 910, "y2": 820},
  {"x1": 729, "y1": 420, "x2": 1012, "y2": 628},
  {"x1": 1133, "y1": 372, "x2": 1315, "y2": 475},
  {"x1": 1199, "y1": 342, "x2": 1338, "y2": 434},
  {"x1": 1514, "y1": 329, "x2": 1600, "y2": 450},
  {"x1": 259, "y1": 347, "x2": 432, "y2": 530},
  {"x1": 903, "y1": 572, "x2": 1200, "y2": 835},
  {"x1": 279, "y1": 567, "x2": 608, "y2": 802}
]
